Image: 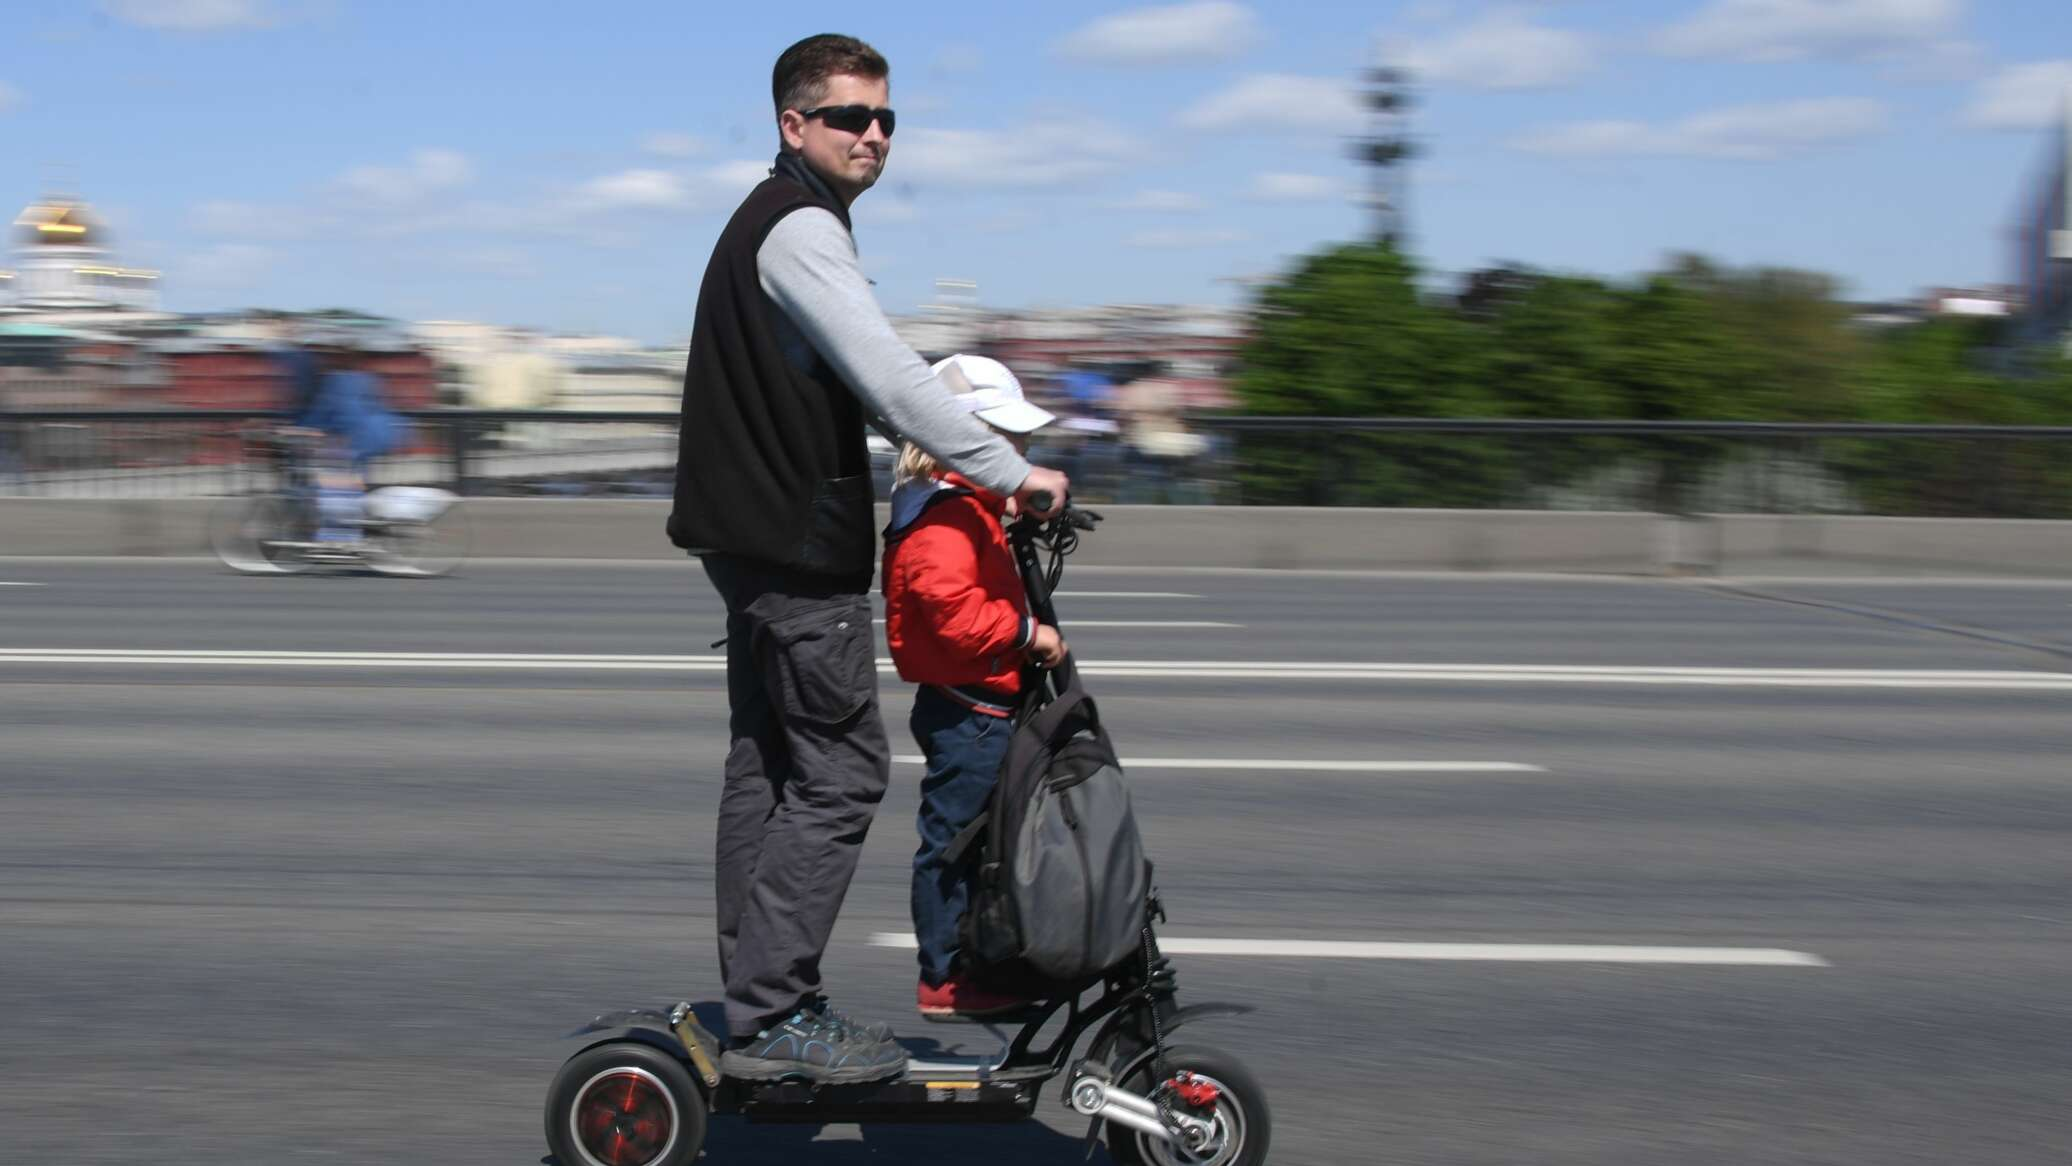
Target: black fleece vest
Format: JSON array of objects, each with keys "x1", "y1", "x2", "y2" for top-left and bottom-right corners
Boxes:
[{"x1": 667, "y1": 156, "x2": 875, "y2": 578}]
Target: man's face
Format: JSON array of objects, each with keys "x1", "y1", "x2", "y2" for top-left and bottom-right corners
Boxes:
[{"x1": 780, "y1": 73, "x2": 892, "y2": 205}]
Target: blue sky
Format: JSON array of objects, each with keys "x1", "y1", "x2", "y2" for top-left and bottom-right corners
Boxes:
[{"x1": 2, "y1": 0, "x2": 2068, "y2": 343}]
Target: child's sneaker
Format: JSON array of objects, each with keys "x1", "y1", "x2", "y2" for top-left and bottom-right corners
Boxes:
[{"x1": 917, "y1": 975, "x2": 1037, "y2": 1021}]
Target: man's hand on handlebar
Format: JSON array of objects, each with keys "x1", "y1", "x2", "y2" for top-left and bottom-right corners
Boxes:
[{"x1": 1014, "y1": 467, "x2": 1070, "y2": 521}]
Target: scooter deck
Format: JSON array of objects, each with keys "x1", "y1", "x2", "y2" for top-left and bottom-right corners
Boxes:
[
  {"x1": 719, "y1": 1044, "x2": 1055, "y2": 1122},
  {"x1": 727, "y1": 1075, "x2": 1039, "y2": 1123}
]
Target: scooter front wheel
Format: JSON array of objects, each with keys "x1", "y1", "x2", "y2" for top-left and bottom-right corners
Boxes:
[
  {"x1": 1107, "y1": 1043, "x2": 1271, "y2": 1166},
  {"x1": 545, "y1": 1041, "x2": 706, "y2": 1166}
]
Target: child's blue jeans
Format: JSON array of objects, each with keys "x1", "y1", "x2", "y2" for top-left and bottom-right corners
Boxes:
[{"x1": 908, "y1": 685, "x2": 1013, "y2": 986}]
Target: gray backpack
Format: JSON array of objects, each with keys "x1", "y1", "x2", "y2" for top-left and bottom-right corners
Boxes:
[{"x1": 958, "y1": 670, "x2": 1152, "y2": 983}]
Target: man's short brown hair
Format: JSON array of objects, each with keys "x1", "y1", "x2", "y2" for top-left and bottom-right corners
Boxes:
[{"x1": 772, "y1": 34, "x2": 890, "y2": 116}]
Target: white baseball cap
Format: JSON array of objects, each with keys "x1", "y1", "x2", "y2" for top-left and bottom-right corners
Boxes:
[{"x1": 931, "y1": 353, "x2": 1056, "y2": 435}]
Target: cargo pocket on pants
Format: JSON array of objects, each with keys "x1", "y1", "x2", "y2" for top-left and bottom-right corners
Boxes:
[{"x1": 762, "y1": 597, "x2": 875, "y2": 725}]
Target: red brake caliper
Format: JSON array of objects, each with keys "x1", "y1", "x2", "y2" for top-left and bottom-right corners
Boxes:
[{"x1": 1168, "y1": 1070, "x2": 1221, "y2": 1110}]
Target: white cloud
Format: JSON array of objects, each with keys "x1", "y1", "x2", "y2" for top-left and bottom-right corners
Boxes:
[
  {"x1": 1889, "y1": 38, "x2": 1988, "y2": 83},
  {"x1": 1964, "y1": 61, "x2": 2072, "y2": 130},
  {"x1": 1246, "y1": 173, "x2": 1341, "y2": 202},
  {"x1": 706, "y1": 160, "x2": 774, "y2": 192},
  {"x1": 1177, "y1": 74, "x2": 1361, "y2": 133},
  {"x1": 1516, "y1": 120, "x2": 1656, "y2": 157},
  {"x1": 0, "y1": 82, "x2": 20, "y2": 113},
  {"x1": 576, "y1": 169, "x2": 692, "y2": 211},
  {"x1": 1057, "y1": 1, "x2": 1260, "y2": 65},
  {"x1": 1404, "y1": 0, "x2": 1460, "y2": 25},
  {"x1": 975, "y1": 211, "x2": 1042, "y2": 235},
  {"x1": 900, "y1": 93, "x2": 952, "y2": 116},
  {"x1": 184, "y1": 243, "x2": 278, "y2": 289},
  {"x1": 1512, "y1": 97, "x2": 1888, "y2": 160},
  {"x1": 358, "y1": 198, "x2": 544, "y2": 241},
  {"x1": 1396, "y1": 7, "x2": 1596, "y2": 90},
  {"x1": 182, "y1": 155, "x2": 764, "y2": 265},
  {"x1": 1110, "y1": 190, "x2": 1206, "y2": 213},
  {"x1": 446, "y1": 246, "x2": 539, "y2": 279},
  {"x1": 1125, "y1": 227, "x2": 1247, "y2": 249},
  {"x1": 1651, "y1": 0, "x2": 1964, "y2": 62},
  {"x1": 102, "y1": 0, "x2": 274, "y2": 31},
  {"x1": 932, "y1": 44, "x2": 985, "y2": 75},
  {"x1": 189, "y1": 199, "x2": 331, "y2": 240},
  {"x1": 338, "y1": 149, "x2": 473, "y2": 204},
  {"x1": 855, "y1": 197, "x2": 921, "y2": 226},
  {"x1": 896, "y1": 119, "x2": 1139, "y2": 188},
  {"x1": 561, "y1": 161, "x2": 769, "y2": 219},
  {"x1": 641, "y1": 132, "x2": 705, "y2": 159}
]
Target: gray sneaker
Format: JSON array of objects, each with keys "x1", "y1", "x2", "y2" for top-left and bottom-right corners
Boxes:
[
  {"x1": 719, "y1": 1007, "x2": 908, "y2": 1084},
  {"x1": 808, "y1": 994, "x2": 894, "y2": 1043}
]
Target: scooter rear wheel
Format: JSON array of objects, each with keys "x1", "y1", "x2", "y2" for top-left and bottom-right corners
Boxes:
[
  {"x1": 545, "y1": 1041, "x2": 706, "y2": 1166},
  {"x1": 1107, "y1": 1043, "x2": 1271, "y2": 1166}
]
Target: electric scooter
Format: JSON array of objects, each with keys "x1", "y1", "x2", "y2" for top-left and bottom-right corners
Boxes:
[{"x1": 544, "y1": 495, "x2": 1272, "y2": 1165}]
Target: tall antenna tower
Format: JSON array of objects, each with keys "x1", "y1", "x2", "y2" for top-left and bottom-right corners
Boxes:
[{"x1": 1353, "y1": 59, "x2": 1416, "y2": 248}]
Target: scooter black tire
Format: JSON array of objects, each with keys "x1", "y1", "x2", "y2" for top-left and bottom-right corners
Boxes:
[
  {"x1": 1107, "y1": 1043, "x2": 1271, "y2": 1166},
  {"x1": 545, "y1": 1040, "x2": 706, "y2": 1166}
]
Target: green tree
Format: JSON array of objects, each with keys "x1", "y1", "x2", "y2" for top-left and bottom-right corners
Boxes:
[
  {"x1": 1659, "y1": 255, "x2": 1865, "y2": 421},
  {"x1": 1472, "y1": 273, "x2": 1622, "y2": 418},
  {"x1": 1236, "y1": 242, "x2": 1482, "y2": 417},
  {"x1": 1232, "y1": 242, "x2": 1500, "y2": 504},
  {"x1": 1227, "y1": 237, "x2": 2072, "y2": 513},
  {"x1": 1839, "y1": 318, "x2": 2072, "y2": 515}
]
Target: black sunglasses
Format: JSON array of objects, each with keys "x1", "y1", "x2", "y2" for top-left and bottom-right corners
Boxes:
[{"x1": 797, "y1": 104, "x2": 896, "y2": 137}]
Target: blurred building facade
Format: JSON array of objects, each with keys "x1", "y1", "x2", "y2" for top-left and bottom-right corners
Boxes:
[
  {"x1": 0, "y1": 194, "x2": 444, "y2": 414},
  {"x1": 408, "y1": 322, "x2": 685, "y2": 412},
  {"x1": 890, "y1": 300, "x2": 1247, "y2": 414}
]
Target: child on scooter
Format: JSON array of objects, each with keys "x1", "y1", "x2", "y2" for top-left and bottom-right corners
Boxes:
[{"x1": 882, "y1": 354, "x2": 1066, "y2": 1019}]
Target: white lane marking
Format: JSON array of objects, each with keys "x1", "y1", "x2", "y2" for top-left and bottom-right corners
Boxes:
[
  {"x1": 1056, "y1": 621, "x2": 1239, "y2": 628},
  {"x1": 0, "y1": 582, "x2": 46, "y2": 587},
  {"x1": 866, "y1": 933, "x2": 1828, "y2": 967},
  {"x1": 1054, "y1": 591, "x2": 1202, "y2": 599},
  {"x1": 3, "y1": 649, "x2": 2072, "y2": 688},
  {"x1": 892, "y1": 756, "x2": 1543, "y2": 773},
  {"x1": 872, "y1": 620, "x2": 1240, "y2": 629}
]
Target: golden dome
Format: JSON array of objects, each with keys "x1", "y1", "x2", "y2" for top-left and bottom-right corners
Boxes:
[{"x1": 14, "y1": 200, "x2": 101, "y2": 247}]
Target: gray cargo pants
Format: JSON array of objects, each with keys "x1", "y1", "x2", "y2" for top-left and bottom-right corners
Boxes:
[{"x1": 701, "y1": 553, "x2": 891, "y2": 1039}]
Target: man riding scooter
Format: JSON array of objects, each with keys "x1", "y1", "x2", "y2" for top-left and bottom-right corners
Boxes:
[{"x1": 667, "y1": 33, "x2": 1069, "y2": 1085}]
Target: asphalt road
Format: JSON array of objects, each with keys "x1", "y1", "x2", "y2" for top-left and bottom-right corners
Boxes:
[{"x1": 3, "y1": 560, "x2": 2069, "y2": 1164}]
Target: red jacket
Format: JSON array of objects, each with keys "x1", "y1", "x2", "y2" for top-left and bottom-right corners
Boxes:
[{"x1": 881, "y1": 474, "x2": 1035, "y2": 708}]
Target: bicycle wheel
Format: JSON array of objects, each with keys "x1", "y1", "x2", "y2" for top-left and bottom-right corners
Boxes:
[
  {"x1": 208, "y1": 495, "x2": 311, "y2": 575},
  {"x1": 365, "y1": 502, "x2": 470, "y2": 578}
]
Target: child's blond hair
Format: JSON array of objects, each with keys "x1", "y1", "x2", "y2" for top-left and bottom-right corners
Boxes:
[{"x1": 894, "y1": 360, "x2": 982, "y2": 486}]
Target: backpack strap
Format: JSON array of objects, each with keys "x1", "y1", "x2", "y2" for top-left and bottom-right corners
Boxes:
[
  {"x1": 950, "y1": 668, "x2": 1099, "y2": 871},
  {"x1": 1013, "y1": 666, "x2": 1115, "y2": 765},
  {"x1": 941, "y1": 810, "x2": 990, "y2": 867}
]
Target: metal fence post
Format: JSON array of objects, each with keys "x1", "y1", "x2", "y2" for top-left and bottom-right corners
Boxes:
[{"x1": 446, "y1": 413, "x2": 473, "y2": 495}]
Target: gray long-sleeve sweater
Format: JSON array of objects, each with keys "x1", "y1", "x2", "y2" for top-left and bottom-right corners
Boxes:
[{"x1": 756, "y1": 208, "x2": 1032, "y2": 498}]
